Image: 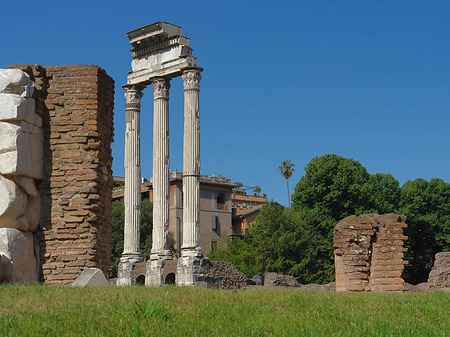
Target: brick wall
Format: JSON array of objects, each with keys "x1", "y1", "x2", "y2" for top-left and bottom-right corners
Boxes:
[
  {"x1": 334, "y1": 213, "x2": 408, "y2": 292},
  {"x1": 9, "y1": 64, "x2": 114, "y2": 285}
]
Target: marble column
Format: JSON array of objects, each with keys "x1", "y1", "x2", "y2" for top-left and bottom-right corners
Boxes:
[
  {"x1": 146, "y1": 77, "x2": 172, "y2": 287},
  {"x1": 118, "y1": 84, "x2": 144, "y2": 286},
  {"x1": 177, "y1": 68, "x2": 209, "y2": 286},
  {"x1": 181, "y1": 69, "x2": 202, "y2": 254}
]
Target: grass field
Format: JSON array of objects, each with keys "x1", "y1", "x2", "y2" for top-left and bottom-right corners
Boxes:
[{"x1": 0, "y1": 284, "x2": 449, "y2": 336}]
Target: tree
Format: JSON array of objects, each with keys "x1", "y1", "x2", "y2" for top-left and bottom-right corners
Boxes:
[
  {"x1": 279, "y1": 159, "x2": 295, "y2": 208},
  {"x1": 291, "y1": 154, "x2": 403, "y2": 283},
  {"x1": 399, "y1": 178, "x2": 450, "y2": 283},
  {"x1": 253, "y1": 185, "x2": 261, "y2": 196},
  {"x1": 232, "y1": 181, "x2": 247, "y2": 195},
  {"x1": 110, "y1": 198, "x2": 153, "y2": 277}
]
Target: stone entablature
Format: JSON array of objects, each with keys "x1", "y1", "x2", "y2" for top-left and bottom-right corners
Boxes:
[
  {"x1": 126, "y1": 22, "x2": 197, "y2": 85},
  {"x1": 334, "y1": 213, "x2": 408, "y2": 292}
]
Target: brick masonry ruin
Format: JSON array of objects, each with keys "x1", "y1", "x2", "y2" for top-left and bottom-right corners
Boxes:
[
  {"x1": 334, "y1": 213, "x2": 408, "y2": 292},
  {"x1": 8, "y1": 64, "x2": 115, "y2": 285},
  {"x1": 427, "y1": 252, "x2": 450, "y2": 290}
]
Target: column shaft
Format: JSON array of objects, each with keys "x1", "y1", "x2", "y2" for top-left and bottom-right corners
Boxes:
[
  {"x1": 123, "y1": 85, "x2": 144, "y2": 257},
  {"x1": 182, "y1": 69, "x2": 202, "y2": 252},
  {"x1": 152, "y1": 78, "x2": 171, "y2": 255}
]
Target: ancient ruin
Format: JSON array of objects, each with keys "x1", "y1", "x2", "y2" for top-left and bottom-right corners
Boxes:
[
  {"x1": 0, "y1": 65, "x2": 114, "y2": 285},
  {"x1": 0, "y1": 69, "x2": 42, "y2": 282},
  {"x1": 428, "y1": 252, "x2": 450, "y2": 290},
  {"x1": 118, "y1": 22, "x2": 207, "y2": 286},
  {"x1": 334, "y1": 213, "x2": 408, "y2": 292}
]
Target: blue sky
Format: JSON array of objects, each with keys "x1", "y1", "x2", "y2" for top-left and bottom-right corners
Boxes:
[{"x1": 2, "y1": 0, "x2": 449, "y2": 206}]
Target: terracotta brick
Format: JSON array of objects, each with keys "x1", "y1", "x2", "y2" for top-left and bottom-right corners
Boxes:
[
  {"x1": 334, "y1": 213, "x2": 408, "y2": 292},
  {"x1": 20, "y1": 64, "x2": 114, "y2": 285}
]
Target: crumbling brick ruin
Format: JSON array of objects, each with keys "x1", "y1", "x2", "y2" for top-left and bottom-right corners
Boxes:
[
  {"x1": 334, "y1": 213, "x2": 408, "y2": 292},
  {"x1": 8, "y1": 64, "x2": 114, "y2": 285},
  {"x1": 428, "y1": 252, "x2": 450, "y2": 290}
]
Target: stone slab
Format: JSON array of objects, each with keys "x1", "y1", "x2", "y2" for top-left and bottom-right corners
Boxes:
[
  {"x1": 0, "y1": 227, "x2": 39, "y2": 283},
  {"x1": 0, "y1": 121, "x2": 43, "y2": 179},
  {"x1": 0, "y1": 69, "x2": 33, "y2": 97},
  {"x1": 0, "y1": 94, "x2": 41, "y2": 127},
  {"x1": 0, "y1": 175, "x2": 28, "y2": 230},
  {"x1": 72, "y1": 268, "x2": 110, "y2": 287}
]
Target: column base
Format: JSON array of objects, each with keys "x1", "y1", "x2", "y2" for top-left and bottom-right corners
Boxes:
[
  {"x1": 145, "y1": 251, "x2": 173, "y2": 287},
  {"x1": 117, "y1": 253, "x2": 143, "y2": 286},
  {"x1": 176, "y1": 248, "x2": 210, "y2": 287}
]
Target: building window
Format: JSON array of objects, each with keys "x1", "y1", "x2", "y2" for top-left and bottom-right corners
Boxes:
[
  {"x1": 216, "y1": 194, "x2": 225, "y2": 210},
  {"x1": 212, "y1": 215, "x2": 220, "y2": 230}
]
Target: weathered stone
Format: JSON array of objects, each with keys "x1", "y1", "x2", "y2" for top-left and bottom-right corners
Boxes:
[
  {"x1": 299, "y1": 282, "x2": 336, "y2": 292},
  {"x1": 205, "y1": 260, "x2": 247, "y2": 289},
  {"x1": 0, "y1": 94, "x2": 41, "y2": 127},
  {"x1": 24, "y1": 192, "x2": 41, "y2": 232},
  {"x1": 12, "y1": 175, "x2": 37, "y2": 197},
  {"x1": 0, "y1": 176, "x2": 28, "y2": 230},
  {"x1": 264, "y1": 272, "x2": 300, "y2": 287},
  {"x1": 0, "y1": 69, "x2": 33, "y2": 97},
  {"x1": 0, "y1": 121, "x2": 43, "y2": 179},
  {"x1": 0, "y1": 228, "x2": 39, "y2": 283},
  {"x1": 428, "y1": 252, "x2": 450, "y2": 290},
  {"x1": 121, "y1": 85, "x2": 143, "y2": 272},
  {"x1": 71, "y1": 268, "x2": 109, "y2": 287}
]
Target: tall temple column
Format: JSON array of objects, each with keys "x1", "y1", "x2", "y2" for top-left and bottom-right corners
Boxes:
[
  {"x1": 177, "y1": 68, "x2": 209, "y2": 286},
  {"x1": 118, "y1": 84, "x2": 144, "y2": 286},
  {"x1": 146, "y1": 77, "x2": 173, "y2": 287}
]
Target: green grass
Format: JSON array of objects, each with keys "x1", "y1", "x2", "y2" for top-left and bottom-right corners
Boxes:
[{"x1": 0, "y1": 285, "x2": 449, "y2": 336}]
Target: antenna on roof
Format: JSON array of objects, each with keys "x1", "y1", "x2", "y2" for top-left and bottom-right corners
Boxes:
[{"x1": 226, "y1": 144, "x2": 230, "y2": 179}]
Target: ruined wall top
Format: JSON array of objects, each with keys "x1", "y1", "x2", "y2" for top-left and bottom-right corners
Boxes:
[{"x1": 126, "y1": 22, "x2": 198, "y2": 85}]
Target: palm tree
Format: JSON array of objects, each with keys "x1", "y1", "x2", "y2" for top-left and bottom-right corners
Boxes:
[
  {"x1": 279, "y1": 159, "x2": 295, "y2": 207},
  {"x1": 253, "y1": 185, "x2": 261, "y2": 196}
]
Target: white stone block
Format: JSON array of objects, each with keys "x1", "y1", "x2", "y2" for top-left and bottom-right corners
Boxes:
[
  {"x1": 0, "y1": 94, "x2": 41, "y2": 127},
  {"x1": 72, "y1": 268, "x2": 110, "y2": 287},
  {"x1": 13, "y1": 175, "x2": 37, "y2": 197},
  {"x1": 0, "y1": 175, "x2": 28, "y2": 229},
  {"x1": 0, "y1": 121, "x2": 43, "y2": 179},
  {"x1": 0, "y1": 69, "x2": 33, "y2": 97},
  {"x1": 0, "y1": 227, "x2": 39, "y2": 283}
]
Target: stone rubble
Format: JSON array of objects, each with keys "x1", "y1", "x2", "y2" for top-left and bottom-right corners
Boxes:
[
  {"x1": 204, "y1": 260, "x2": 247, "y2": 289},
  {"x1": 72, "y1": 268, "x2": 110, "y2": 287},
  {"x1": 264, "y1": 272, "x2": 300, "y2": 287}
]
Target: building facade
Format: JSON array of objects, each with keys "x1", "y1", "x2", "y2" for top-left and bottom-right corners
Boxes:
[{"x1": 113, "y1": 172, "x2": 234, "y2": 255}]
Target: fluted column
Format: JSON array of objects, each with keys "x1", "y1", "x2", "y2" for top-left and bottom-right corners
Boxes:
[
  {"x1": 151, "y1": 77, "x2": 172, "y2": 257},
  {"x1": 122, "y1": 85, "x2": 144, "y2": 259},
  {"x1": 181, "y1": 69, "x2": 202, "y2": 254}
]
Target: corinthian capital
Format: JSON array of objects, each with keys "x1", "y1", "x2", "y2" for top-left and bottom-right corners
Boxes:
[
  {"x1": 124, "y1": 85, "x2": 144, "y2": 104},
  {"x1": 182, "y1": 69, "x2": 201, "y2": 90},
  {"x1": 152, "y1": 77, "x2": 170, "y2": 99}
]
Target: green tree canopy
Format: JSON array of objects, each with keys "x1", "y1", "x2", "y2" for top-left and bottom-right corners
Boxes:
[
  {"x1": 399, "y1": 178, "x2": 450, "y2": 283},
  {"x1": 290, "y1": 154, "x2": 405, "y2": 283}
]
